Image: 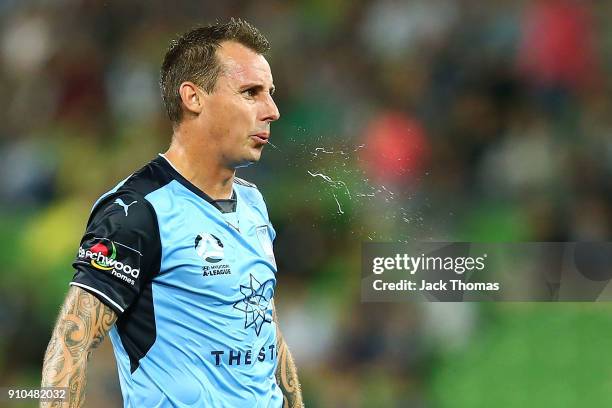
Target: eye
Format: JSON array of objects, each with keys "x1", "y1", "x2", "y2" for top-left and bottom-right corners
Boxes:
[{"x1": 243, "y1": 88, "x2": 258, "y2": 98}]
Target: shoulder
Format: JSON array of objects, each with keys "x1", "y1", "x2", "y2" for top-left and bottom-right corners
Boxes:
[
  {"x1": 82, "y1": 190, "x2": 161, "y2": 275},
  {"x1": 233, "y1": 177, "x2": 258, "y2": 189},
  {"x1": 234, "y1": 176, "x2": 267, "y2": 205},
  {"x1": 234, "y1": 177, "x2": 266, "y2": 206},
  {"x1": 91, "y1": 158, "x2": 174, "y2": 210},
  {"x1": 88, "y1": 159, "x2": 174, "y2": 226},
  {"x1": 88, "y1": 190, "x2": 157, "y2": 235}
]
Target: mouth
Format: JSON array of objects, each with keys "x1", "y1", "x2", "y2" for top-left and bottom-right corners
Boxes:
[{"x1": 250, "y1": 133, "x2": 269, "y2": 145}]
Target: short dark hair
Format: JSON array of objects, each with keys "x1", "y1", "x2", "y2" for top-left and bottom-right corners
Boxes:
[{"x1": 160, "y1": 18, "x2": 270, "y2": 124}]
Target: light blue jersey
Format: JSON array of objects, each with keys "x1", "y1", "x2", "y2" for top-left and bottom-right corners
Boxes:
[{"x1": 72, "y1": 155, "x2": 283, "y2": 407}]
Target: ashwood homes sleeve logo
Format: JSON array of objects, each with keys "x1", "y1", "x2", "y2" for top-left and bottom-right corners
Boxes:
[
  {"x1": 78, "y1": 238, "x2": 141, "y2": 286},
  {"x1": 232, "y1": 274, "x2": 274, "y2": 336},
  {"x1": 89, "y1": 240, "x2": 117, "y2": 270}
]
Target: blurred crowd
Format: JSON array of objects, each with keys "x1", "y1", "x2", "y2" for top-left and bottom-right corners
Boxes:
[{"x1": 2, "y1": 0, "x2": 612, "y2": 407}]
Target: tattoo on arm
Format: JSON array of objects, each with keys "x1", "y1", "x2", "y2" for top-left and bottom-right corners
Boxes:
[
  {"x1": 41, "y1": 286, "x2": 118, "y2": 408},
  {"x1": 273, "y1": 301, "x2": 304, "y2": 408}
]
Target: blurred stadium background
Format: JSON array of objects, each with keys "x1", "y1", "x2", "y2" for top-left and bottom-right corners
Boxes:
[{"x1": 2, "y1": 0, "x2": 612, "y2": 406}]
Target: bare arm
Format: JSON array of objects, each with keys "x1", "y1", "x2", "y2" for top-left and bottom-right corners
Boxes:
[
  {"x1": 41, "y1": 286, "x2": 118, "y2": 408},
  {"x1": 273, "y1": 300, "x2": 304, "y2": 408}
]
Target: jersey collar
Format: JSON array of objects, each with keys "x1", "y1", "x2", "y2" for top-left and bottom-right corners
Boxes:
[{"x1": 156, "y1": 154, "x2": 237, "y2": 214}]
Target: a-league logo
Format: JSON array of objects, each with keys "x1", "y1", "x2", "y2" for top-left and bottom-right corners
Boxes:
[{"x1": 194, "y1": 233, "x2": 224, "y2": 263}]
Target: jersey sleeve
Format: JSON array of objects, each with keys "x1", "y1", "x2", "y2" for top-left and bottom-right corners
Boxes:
[{"x1": 70, "y1": 192, "x2": 160, "y2": 315}]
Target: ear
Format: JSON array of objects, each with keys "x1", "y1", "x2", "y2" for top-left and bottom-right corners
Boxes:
[{"x1": 178, "y1": 81, "x2": 203, "y2": 115}]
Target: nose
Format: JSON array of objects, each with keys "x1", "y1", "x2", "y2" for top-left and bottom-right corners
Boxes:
[{"x1": 261, "y1": 93, "x2": 280, "y2": 123}]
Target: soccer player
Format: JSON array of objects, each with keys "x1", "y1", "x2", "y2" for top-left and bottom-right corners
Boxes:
[{"x1": 41, "y1": 19, "x2": 303, "y2": 408}]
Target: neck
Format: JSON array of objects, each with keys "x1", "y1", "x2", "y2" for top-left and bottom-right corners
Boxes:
[{"x1": 163, "y1": 135, "x2": 235, "y2": 200}]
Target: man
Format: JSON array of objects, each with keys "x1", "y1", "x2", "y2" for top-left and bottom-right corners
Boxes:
[{"x1": 41, "y1": 18, "x2": 303, "y2": 408}]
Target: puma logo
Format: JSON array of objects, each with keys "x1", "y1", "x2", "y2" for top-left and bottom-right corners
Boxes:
[{"x1": 114, "y1": 198, "x2": 137, "y2": 216}]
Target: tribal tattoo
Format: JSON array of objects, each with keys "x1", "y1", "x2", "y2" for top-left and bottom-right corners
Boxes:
[{"x1": 41, "y1": 286, "x2": 117, "y2": 408}]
